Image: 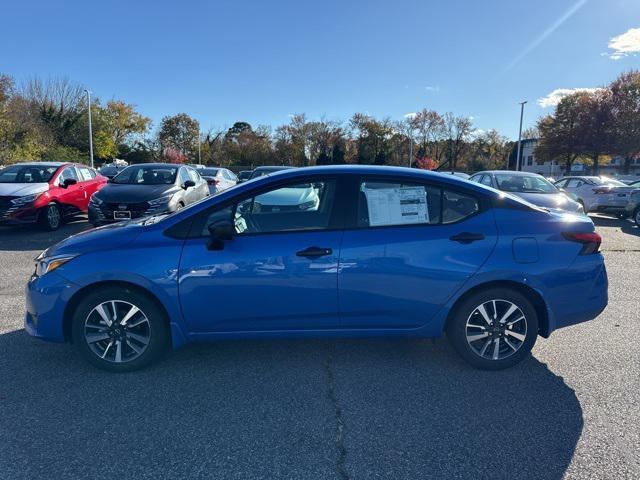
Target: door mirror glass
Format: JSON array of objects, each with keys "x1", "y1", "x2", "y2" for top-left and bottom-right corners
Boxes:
[{"x1": 207, "y1": 220, "x2": 234, "y2": 250}]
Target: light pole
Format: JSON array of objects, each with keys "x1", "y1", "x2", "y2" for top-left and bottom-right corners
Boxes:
[
  {"x1": 84, "y1": 89, "x2": 94, "y2": 168},
  {"x1": 515, "y1": 100, "x2": 527, "y2": 171},
  {"x1": 197, "y1": 131, "x2": 202, "y2": 165},
  {"x1": 408, "y1": 135, "x2": 413, "y2": 167}
]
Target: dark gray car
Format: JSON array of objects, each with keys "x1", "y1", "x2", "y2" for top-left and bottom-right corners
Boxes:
[
  {"x1": 88, "y1": 163, "x2": 209, "y2": 226},
  {"x1": 469, "y1": 170, "x2": 584, "y2": 214}
]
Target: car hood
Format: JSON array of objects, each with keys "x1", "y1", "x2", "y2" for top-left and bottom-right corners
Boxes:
[
  {"x1": 512, "y1": 192, "x2": 582, "y2": 212},
  {"x1": 0, "y1": 183, "x2": 49, "y2": 197},
  {"x1": 256, "y1": 187, "x2": 316, "y2": 206},
  {"x1": 43, "y1": 221, "x2": 144, "y2": 258},
  {"x1": 94, "y1": 184, "x2": 179, "y2": 203}
]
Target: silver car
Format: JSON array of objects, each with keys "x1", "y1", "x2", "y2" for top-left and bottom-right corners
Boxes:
[
  {"x1": 469, "y1": 171, "x2": 584, "y2": 214},
  {"x1": 200, "y1": 167, "x2": 238, "y2": 195},
  {"x1": 554, "y1": 176, "x2": 636, "y2": 217}
]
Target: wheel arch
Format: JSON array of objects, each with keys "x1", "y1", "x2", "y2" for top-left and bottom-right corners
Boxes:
[
  {"x1": 63, "y1": 280, "x2": 173, "y2": 346},
  {"x1": 445, "y1": 280, "x2": 550, "y2": 337}
]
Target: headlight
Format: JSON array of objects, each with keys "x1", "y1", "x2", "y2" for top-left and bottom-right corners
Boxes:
[
  {"x1": 11, "y1": 193, "x2": 40, "y2": 206},
  {"x1": 34, "y1": 254, "x2": 77, "y2": 277},
  {"x1": 89, "y1": 195, "x2": 103, "y2": 205},
  {"x1": 148, "y1": 194, "x2": 174, "y2": 206}
]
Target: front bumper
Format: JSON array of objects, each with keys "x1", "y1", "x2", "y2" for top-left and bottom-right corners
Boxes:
[
  {"x1": 0, "y1": 204, "x2": 39, "y2": 225},
  {"x1": 25, "y1": 271, "x2": 80, "y2": 342}
]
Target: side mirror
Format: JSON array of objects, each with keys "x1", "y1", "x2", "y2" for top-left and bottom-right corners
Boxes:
[
  {"x1": 62, "y1": 178, "x2": 77, "y2": 188},
  {"x1": 207, "y1": 221, "x2": 234, "y2": 250},
  {"x1": 183, "y1": 180, "x2": 196, "y2": 189}
]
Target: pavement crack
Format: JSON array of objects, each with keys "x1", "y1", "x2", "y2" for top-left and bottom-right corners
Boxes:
[{"x1": 325, "y1": 345, "x2": 349, "y2": 480}]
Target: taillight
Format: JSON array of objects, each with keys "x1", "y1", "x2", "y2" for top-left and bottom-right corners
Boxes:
[{"x1": 562, "y1": 232, "x2": 602, "y2": 255}]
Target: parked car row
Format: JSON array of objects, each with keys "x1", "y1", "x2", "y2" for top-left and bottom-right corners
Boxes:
[{"x1": 3, "y1": 162, "x2": 640, "y2": 231}]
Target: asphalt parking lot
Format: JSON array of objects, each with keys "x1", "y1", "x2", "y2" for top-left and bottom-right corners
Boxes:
[{"x1": 0, "y1": 215, "x2": 639, "y2": 480}]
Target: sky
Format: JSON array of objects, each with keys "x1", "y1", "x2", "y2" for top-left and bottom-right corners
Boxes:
[{"x1": 1, "y1": 0, "x2": 639, "y2": 139}]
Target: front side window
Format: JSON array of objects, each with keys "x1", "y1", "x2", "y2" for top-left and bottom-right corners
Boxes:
[
  {"x1": 357, "y1": 181, "x2": 441, "y2": 227},
  {"x1": 58, "y1": 167, "x2": 78, "y2": 184},
  {"x1": 202, "y1": 180, "x2": 337, "y2": 235},
  {"x1": 480, "y1": 175, "x2": 493, "y2": 187},
  {"x1": 187, "y1": 168, "x2": 200, "y2": 183}
]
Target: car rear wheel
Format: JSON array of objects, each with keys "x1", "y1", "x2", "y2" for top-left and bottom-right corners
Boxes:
[
  {"x1": 446, "y1": 288, "x2": 538, "y2": 370},
  {"x1": 39, "y1": 203, "x2": 61, "y2": 231},
  {"x1": 71, "y1": 286, "x2": 169, "y2": 372}
]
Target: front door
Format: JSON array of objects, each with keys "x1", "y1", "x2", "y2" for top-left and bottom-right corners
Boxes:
[
  {"x1": 178, "y1": 178, "x2": 344, "y2": 333},
  {"x1": 338, "y1": 178, "x2": 498, "y2": 330}
]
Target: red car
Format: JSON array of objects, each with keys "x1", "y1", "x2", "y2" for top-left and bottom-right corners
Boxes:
[{"x1": 0, "y1": 162, "x2": 107, "y2": 230}]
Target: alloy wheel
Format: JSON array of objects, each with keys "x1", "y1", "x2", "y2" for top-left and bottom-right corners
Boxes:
[
  {"x1": 465, "y1": 299, "x2": 527, "y2": 361},
  {"x1": 47, "y1": 205, "x2": 60, "y2": 229},
  {"x1": 84, "y1": 300, "x2": 151, "y2": 363}
]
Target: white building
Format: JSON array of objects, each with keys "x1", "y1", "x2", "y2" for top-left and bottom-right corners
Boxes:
[{"x1": 519, "y1": 139, "x2": 640, "y2": 179}]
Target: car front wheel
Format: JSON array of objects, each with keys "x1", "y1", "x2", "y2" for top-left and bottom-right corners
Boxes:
[
  {"x1": 71, "y1": 286, "x2": 169, "y2": 372},
  {"x1": 446, "y1": 288, "x2": 538, "y2": 370},
  {"x1": 39, "y1": 203, "x2": 61, "y2": 231}
]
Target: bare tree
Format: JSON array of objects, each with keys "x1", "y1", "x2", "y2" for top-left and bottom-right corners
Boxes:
[{"x1": 443, "y1": 113, "x2": 473, "y2": 171}]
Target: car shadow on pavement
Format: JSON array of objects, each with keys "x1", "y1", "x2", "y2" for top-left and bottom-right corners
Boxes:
[
  {"x1": 0, "y1": 331, "x2": 582, "y2": 480},
  {"x1": 0, "y1": 219, "x2": 92, "y2": 251},
  {"x1": 590, "y1": 215, "x2": 640, "y2": 236}
]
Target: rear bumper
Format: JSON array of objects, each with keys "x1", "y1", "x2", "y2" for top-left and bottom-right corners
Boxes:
[{"x1": 545, "y1": 260, "x2": 608, "y2": 335}]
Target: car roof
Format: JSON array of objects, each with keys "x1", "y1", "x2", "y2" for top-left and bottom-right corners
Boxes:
[
  {"x1": 475, "y1": 170, "x2": 543, "y2": 177},
  {"x1": 9, "y1": 161, "x2": 67, "y2": 168},
  {"x1": 250, "y1": 165, "x2": 494, "y2": 192},
  {"x1": 123, "y1": 163, "x2": 181, "y2": 169}
]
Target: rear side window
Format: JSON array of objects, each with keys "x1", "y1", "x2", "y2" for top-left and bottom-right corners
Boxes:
[
  {"x1": 78, "y1": 167, "x2": 94, "y2": 181},
  {"x1": 358, "y1": 181, "x2": 441, "y2": 227},
  {"x1": 357, "y1": 180, "x2": 479, "y2": 227},
  {"x1": 443, "y1": 191, "x2": 479, "y2": 224}
]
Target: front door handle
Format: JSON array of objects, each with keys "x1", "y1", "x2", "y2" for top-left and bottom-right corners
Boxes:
[
  {"x1": 449, "y1": 232, "x2": 485, "y2": 244},
  {"x1": 296, "y1": 247, "x2": 333, "y2": 258}
]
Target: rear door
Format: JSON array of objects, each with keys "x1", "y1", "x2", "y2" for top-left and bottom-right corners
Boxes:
[{"x1": 338, "y1": 176, "x2": 497, "y2": 330}]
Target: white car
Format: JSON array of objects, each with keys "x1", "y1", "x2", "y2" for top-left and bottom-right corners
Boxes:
[
  {"x1": 554, "y1": 176, "x2": 636, "y2": 217},
  {"x1": 200, "y1": 168, "x2": 238, "y2": 194},
  {"x1": 250, "y1": 183, "x2": 320, "y2": 212}
]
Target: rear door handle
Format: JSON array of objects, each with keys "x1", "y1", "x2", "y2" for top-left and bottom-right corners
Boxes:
[
  {"x1": 449, "y1": 232, "x2": 485, "y2": 244},
  {"x1": 296, "y1": 247, "x2": 333, "y2": 258}
]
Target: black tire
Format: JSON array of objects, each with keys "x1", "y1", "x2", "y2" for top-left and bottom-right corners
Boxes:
[
  {"x1": 446, "y1": 288, "x2": 538, "y2": 370},
  {"x1": 71, "y1": 286, "x2": 169, "y2": 372},
  {"x1": 634, "y1": 208, "x2": 640, "y2": 228},
  {"x1": 38, "y1": 203, "x2": 61, "y2": 231}
]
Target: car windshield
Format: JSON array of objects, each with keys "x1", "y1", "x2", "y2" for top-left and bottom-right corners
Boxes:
[
  {"x1": 0, "y1": 164, "x2": 59, "y2": 183},
  {"x1": 201, "y1": 168, "x2": 219, "y2": 176},
  {"x1": 494, "y1": 174, "x2": 558, "y2": 194},
  {"x1": 112, "y1": 166, "x2": 178, "y2": 185}
]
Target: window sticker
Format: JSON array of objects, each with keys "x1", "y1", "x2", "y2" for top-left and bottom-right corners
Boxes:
[{"x1": 364, "y1": 186, "x2": 429, "y2": 226}]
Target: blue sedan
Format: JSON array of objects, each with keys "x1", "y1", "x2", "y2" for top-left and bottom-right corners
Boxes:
[{"x1": 25, "y1": 165, "x2": 608, "y2": 372}]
